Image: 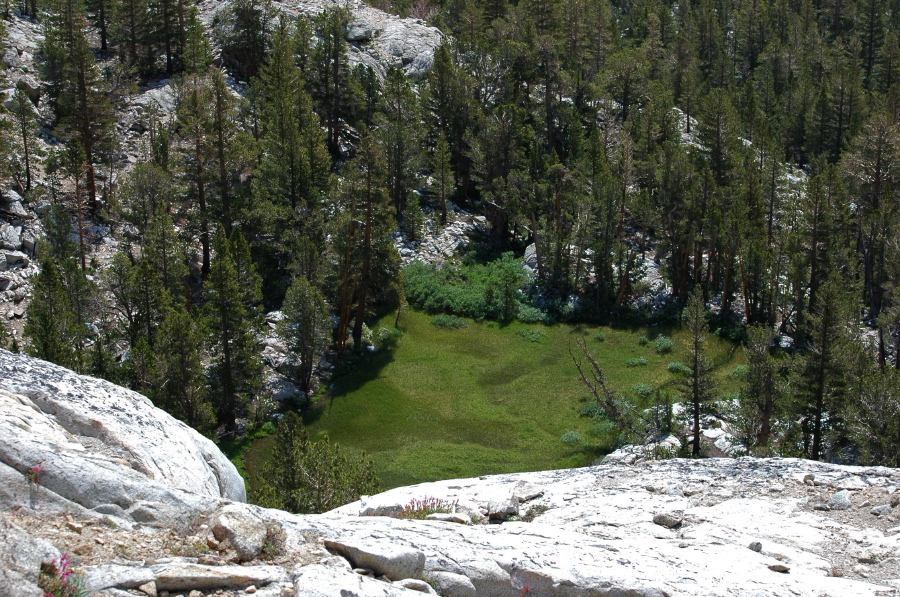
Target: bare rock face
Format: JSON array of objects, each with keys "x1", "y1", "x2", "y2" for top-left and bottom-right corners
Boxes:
[
  {"x1": 0, "y1": 349, "x2": 245, "y2": 527},
  {"x1": 197, "y1": 0, "x2": 442, "y2": 80}
]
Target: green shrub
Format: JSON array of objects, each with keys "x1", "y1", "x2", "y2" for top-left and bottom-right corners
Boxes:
[
  {"x1": 626, "y1": 357, "x2": 649, "y2": 367},
  {"x1": 517, "y1": 303, "x2": 547, "y2": 323},
  {"x1": 560, "y1": 430, "x2": 582, "y2": 446},
  {"x1": 668, "y1": 361, "x2": 689, "y2": 374},
  {"x1": 517, "y1": 328, "x2": 547, "y2": 343},
  {"x1": 578, "y1": 402, "x2": 606, "y2": 419},
  {"x1": 639, "y1": 335, "x2": 650, "y2": 346},
  {"x1": 655, "y1": 334, "x2": 674, "y2": 354},
  {"x1": 730, "y1": 364, "x2": 748, "y2": 378},
  {"x1": 431, "y1": 314, "x2": 468, "y2": 329},
  {"x1": 594, "y1": 331, "x2": 606, "y2": 342},
  {"x1": 632, "y1": 383, "x2": 653, "y2": 398}
]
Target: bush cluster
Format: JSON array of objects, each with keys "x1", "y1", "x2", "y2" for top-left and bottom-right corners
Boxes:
[{"x1": 405, "y1": 254, "x2": 539, "y2": 323}]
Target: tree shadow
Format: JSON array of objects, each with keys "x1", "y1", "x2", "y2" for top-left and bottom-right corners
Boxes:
[{"x1": 302, "y1": 345, "x2": 396, "y2": 426}]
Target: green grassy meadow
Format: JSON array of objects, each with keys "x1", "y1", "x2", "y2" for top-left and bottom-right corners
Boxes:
[{"x1": 244, "y1": 309, "x2": 745, "y2": 491}]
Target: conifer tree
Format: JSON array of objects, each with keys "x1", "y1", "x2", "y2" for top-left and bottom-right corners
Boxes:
[
  {"x1": 681, "y1": 288, "x2": 716, "y2": 457},
  {"x1": 257, "y1": 412, "x2": 378, "y2": 514},
  {"x1": 203, "y1": 229, "x2": 262, "y2": 431},
  {"x1": 8, "y1": 88, "x2": 39, "y2": 192},
  {"x1": 279, "y1": 276, "x2": 330, "y2": 394},
  {"x1": 41, "y1": 0, "x2": 116, "y2": 212},
  {"x1": 154, "y1": 306, "x2": 215, "y2": 430},
  {"x1": 25, "y1": 259, "x2": 83, "y2": 371},
  {"x1": 376, "y1": 66, "x2": 423, "y2": 217},
  {"x1": 431, "y1": 134, "x2": 453, "y2": 224}
]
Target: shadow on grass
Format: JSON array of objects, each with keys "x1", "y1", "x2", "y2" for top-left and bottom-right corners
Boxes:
[{"x1": 302, "y1": 346, "x2": 396, "y2": 427}]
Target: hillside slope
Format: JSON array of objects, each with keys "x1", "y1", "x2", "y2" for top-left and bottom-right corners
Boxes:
[{"x1": 1, "y1": 351, "x2": 898, "y2": 596}]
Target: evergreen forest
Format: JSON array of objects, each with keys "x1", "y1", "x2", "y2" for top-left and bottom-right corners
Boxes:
[{"x1": 1, "y1": 0, "x2": 900, "y2": 512}]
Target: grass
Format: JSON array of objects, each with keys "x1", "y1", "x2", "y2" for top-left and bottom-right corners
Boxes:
[{"x1": 244, "y1": 309, "x2": 745, "y2": 492}]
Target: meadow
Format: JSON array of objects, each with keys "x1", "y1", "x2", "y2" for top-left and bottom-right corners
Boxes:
[{"x1": 243, "y1": 309, "x2": 745, "y2": 491}]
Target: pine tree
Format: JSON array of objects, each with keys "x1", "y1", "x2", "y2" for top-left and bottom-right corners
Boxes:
[
  {"x1": 312, "y1": 7, "x2": 354, "y2": 157},
  {"x1": 251, "y1": 17, "x2": 330, "y2": 241},
  {"x1": 25, "y1": 259, "x2": 83, "y2": 370},
  {"x1": 431, "y1": 134, "x2": 453, "y2": 224},
  {"x1": 791, "y1": 276, "x2": 853, "y2": 461},
  {"x1": 279, "y1": 276, "x2": 330, "y2": 394},
  {"x1": 217, "y1": 0, "x2": 272, "y2": 80},
  {"x1": 115, "y1": 0, "x2": 149, "y2": 68},
  {"x1": 8, "y1": 88, "x2": 39, "y2": 192},
  {"x1": 203, "y1": 229, "x2": 262, "y2": 431},
  {"x1": 257, "y1": 412, "x2": 378, "y2": 514},
  {"x1": 143, "y1": 204, "x2": 189, "y2": 302},
  {"x1": 681, "y1": 288, "x2": 716, "y2": 457},
  {"x1": 154, "y1": 306, "x2": 215, "y2": 430},
  {"x1": 732, "y1": 325, "x2": 784, "y2": 451},
  {"x1": 376, "y1": 66, "x2": 423, "y2": 217},
  {"x1": 175, "y1": 73, "x2": 214, "y2": 275},
  {"x1": 41, "y1": 0, "x2": 116, "y2": 212}
]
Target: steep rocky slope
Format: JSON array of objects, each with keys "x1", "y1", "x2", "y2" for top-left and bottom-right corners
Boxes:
[{"x1": 1, "y1": 351, "x2": 899, "y2": 596}]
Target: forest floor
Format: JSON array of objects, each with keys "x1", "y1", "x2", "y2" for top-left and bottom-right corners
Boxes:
[{"x1": 242, "y1": 309, "x2": 746, "y2": 493}]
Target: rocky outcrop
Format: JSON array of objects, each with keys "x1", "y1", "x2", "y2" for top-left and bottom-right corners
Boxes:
[
  {"x1": 197, "y1": 0, "x2": 442, "y2": 80},
  {"x1": 1, "y1": 351, "x2": 900, "y2": 596},
  {"x1": 0, "y1": 349, "x2": 245, "y2": 527}
]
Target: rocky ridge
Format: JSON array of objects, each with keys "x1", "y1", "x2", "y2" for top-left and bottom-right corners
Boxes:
[{"x1": 2, "y1": 350, "x2": 900, "y2": 597}]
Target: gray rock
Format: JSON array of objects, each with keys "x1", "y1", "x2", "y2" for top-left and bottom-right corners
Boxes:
[
  {"x1": 0, "y1": 517, "x2": 59, "y2": 597},
  {"x1": 0, "y1": 351, "x2": 245, "y2": 524},
  {"x1": 749, "y1": 541, "x2": 762, "y2": 552},
  {"x1": 345, "y1": 21, "x2": 378, "y2": 41},
  {"x1": 425, "y1": 512, "x2": 470, "y2": 524},
  {"x1": 891, "y1": 493, "x2": 899, "y2": 508},
  {"x1": 211, "y1": 504, "x2": 269, "y2": 562},
  {"x1": 2, "y1": 250, "x2": 28, "y2": 266},
  {"x1": 394, "y1": 579, "x2": 436, "y2": 594},
  {"x1": 151, "y1": 563, "x2": 288, "y2": 591},
  {"x1": 870, "y1": 504, "x2": 892, "y2": 517},
  {"x1": 426, "y1": 571, "x2": 475, "y2": 597},
  {"x1": 827, "y1": 490, "x2": 852, "y2": 511},
  {"x1": 485, "y1": 494, "x2": 518, "y2": 520},
  {"x1": 294, "y1": 564, "x2": 422, "y2": 597},
  {"x1": 83, "y1": 565, "x2": 155, "y2": 591},
  {"x1": 324, "y1": 539, "x2": 425, "y2": 581},
  {"x1": 0, "y1": 224, "x2": 21, "y2": 250},
  {"x1": 14, "y1": 74, "x2": 40, "y2": 102},
  {"x1": 653, "y1": 511, "x2": 683, "y2": 528}
]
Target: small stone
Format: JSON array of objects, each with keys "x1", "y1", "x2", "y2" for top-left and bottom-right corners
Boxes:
[
  {"x1": 189, "y1": 591, "x2": 204, "y2": 597},
  {"x1": 95, "y1": 537, "x2": 106, "y2": 545},
  {"x1": 66, "y1": 521, "x2": 84, "y2": 534},
  {"x1": 813, "y1": 503, "x2": 831, "y2": 511},
  {"x1": 891, "y1": 494, "x2": 899, "y2": 508},
  {"x1": 281, "y1": 589, "x2": 295, "y2": 597},
  {"x1": 749, "y1": 542, "x2": 762, "y2": 552},
  {"x1": 653, "y1": 512, "x2": 683, "y2": 529},
  {"x1": 853, "y1": 564, "x2": 871, "y2": 575},
  {"x1": 859, "y1": 500, "x2": 872, "y2": 508},
  {"x1": 245, "y1": 586, "x2": 257, "y2": 594},
  {"x1": 768, "y1": 484, "x2": 784, "y2": 493},
  {"x1": 354, "y1": 568, "x2": 374, "y2": 576},
  {"x1": 138, "y1": 581, "x2": 158, "y2": 597},
  {"x1": 803, "y1": 474, "x2": 815, "y2": 486},
  {"x1": 827, "y1": 490, "x2": 852, "y2": 511},
  {"x1": 871, "y1": 505, "x2": 892, "y2": 517},
  {"x1": 768, "y1": 564, "x2": 790, "y2": 573}
]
